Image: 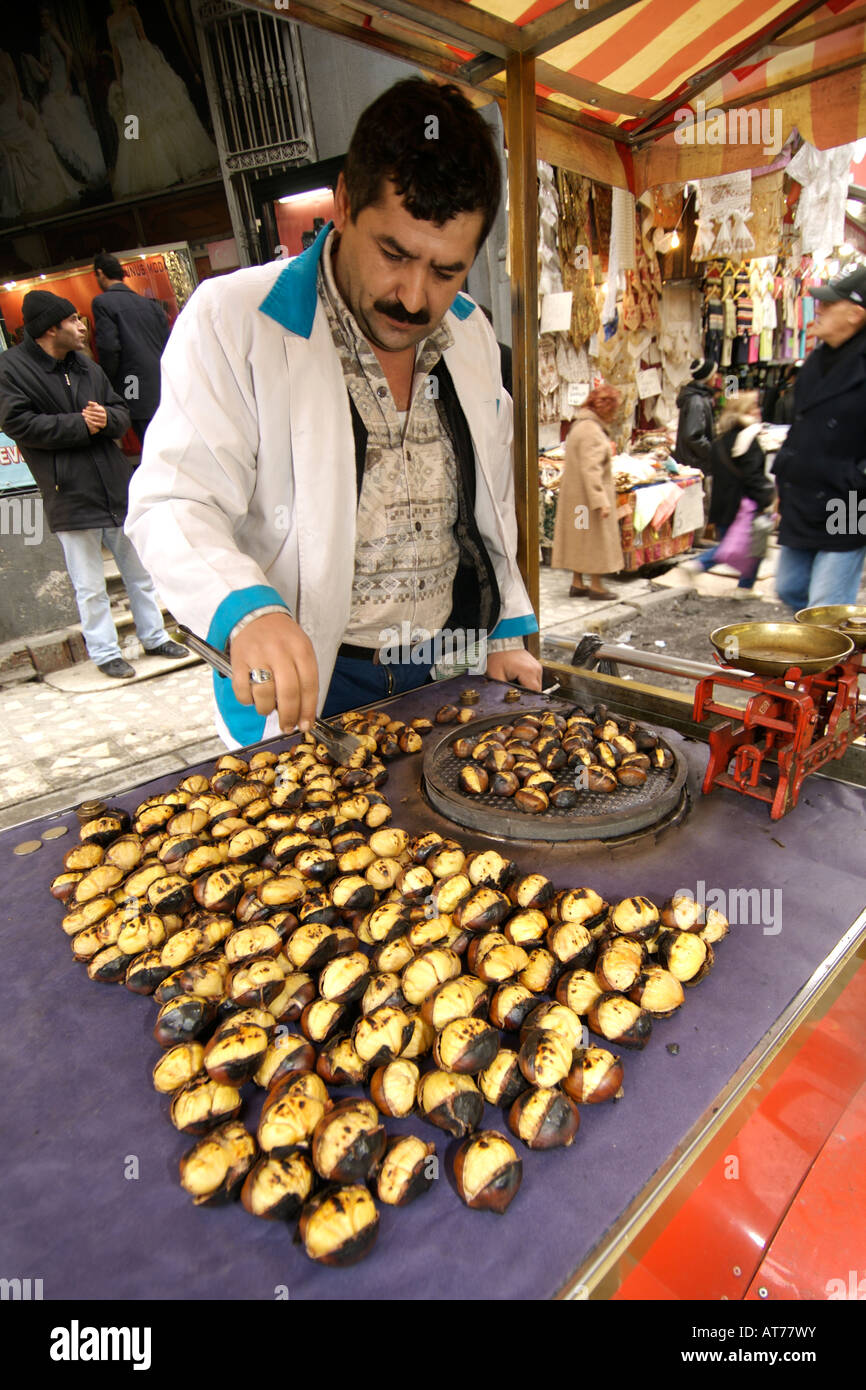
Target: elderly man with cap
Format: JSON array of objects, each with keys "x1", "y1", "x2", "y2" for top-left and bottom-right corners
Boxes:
[
  {"x1": 773, "y1": 264, "x2": 866, "y2": 611},
  {"x1": 0, "y1": 289, "x2": 187, "y2": 678}
]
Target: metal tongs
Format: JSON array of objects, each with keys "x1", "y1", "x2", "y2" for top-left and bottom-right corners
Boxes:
[{"x1": 174, "y1": 624, "x2": 365, "y2": 764}]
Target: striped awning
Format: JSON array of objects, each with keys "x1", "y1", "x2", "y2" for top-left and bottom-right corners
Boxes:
[{"x1": 241, "y1": 1, "x2": 866, "y2": 187}]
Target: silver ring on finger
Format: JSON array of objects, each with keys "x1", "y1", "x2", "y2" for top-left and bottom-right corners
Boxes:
[{"x1": 249, "y1": 667, "x2": 274, "y2": 685}]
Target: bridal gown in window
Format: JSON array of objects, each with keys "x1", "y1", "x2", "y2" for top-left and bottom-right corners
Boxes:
[
  {"x1": 107, "y1": 3, "x2": 218, "y2": 197},
  {"x1": 0, "y1": 51, "x2": 83, "y2": 221},
  {"x1": 39, "y1": 31, "x2": 107, "y2": 187}
]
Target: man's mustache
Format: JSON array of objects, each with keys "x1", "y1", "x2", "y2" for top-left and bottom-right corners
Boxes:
[{"x1": 374, "y1": 300, "x2": 430, "y2": 327}]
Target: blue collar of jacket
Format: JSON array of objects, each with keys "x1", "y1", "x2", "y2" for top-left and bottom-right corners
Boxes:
[{"x1": 257, "y1": 221, "x2": 477, "y2": 338}]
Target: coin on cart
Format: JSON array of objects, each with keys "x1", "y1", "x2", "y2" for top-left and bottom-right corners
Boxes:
[
  {"x1": 42, "y1": 826, "x2": 69, "y2": 840},
  {"x1": 14, "y1": 840, "x2": 43, "y2": 855}
]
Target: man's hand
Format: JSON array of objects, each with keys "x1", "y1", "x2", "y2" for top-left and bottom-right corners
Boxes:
[
  {"x1": 82, "y1": 401, "x2": 107, "y2": 434},
  {"x1": 485, "y1": 647, "x2": 543, "y2": 692},
  {"x1": 229, "y1": 611, "x2": 319, "y2": 733}
]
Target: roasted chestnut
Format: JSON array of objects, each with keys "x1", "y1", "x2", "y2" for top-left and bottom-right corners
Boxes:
[
  {"x1": 629, "y1": 964, "x2": 684, "y2": 1017},
  {"x1": 521, "y1": 1001, "x2": 583, "y2": 1052},
  {"x1": 401, "y1": 947, "x2": 461, "y2": 1005},
  {"x1": 377, "y1": 1135, "x2": 436, "y2": 1206},
  {"x1": 317, "y1": 950, "x2": 369, "y2": 1005},
  {"x1": 450, "y1": 889, "x2": 511, "y2": 934},
  {"x1": 488, "y1": 982, "x2": 536, "y2": 1031},
  {"x1": 562, "y1": 1047, "x2": 624, "y2": 1104},
  {"x1": 587, "y1": 992, "x2": 652, "y2": 1049},
  {"x1": 192, "y1": 866, "x2": 244, "y2": 915},
  {"x1": 170, "y1": 1076, "x2": 242, "y2": 1134},
  {"x1": 699, "y1": 909, "x2": 730, "y2": 946},
  {"x1": 555, "y1": 967, "x2": 604, "y2": 1017},
  {"x1": 311, "y1": 1099, "x2": 386, "y2": 1183},
  {"x1": 545, "y1": 920, "x2": 595, "y2": 971},
  {"x1": 508, "y1": 1087, "x2": 580, "y2": 1150},
  {"x1": 518, "y1": 1027, "x2": 573, "y2": 1088},
  {"x1": 657, "y1": 930, "x2": 713, "y2": 985},
  {"x1": 459, "y1": 764, "x2": 489, "y2": 796},
  {"x1": 352, "y1": 1005, "x2": 413, "y2": 1066},
  {"x1": 610, "y1": 896, "x2": 660, "y2": 940},
  {"x1": 478, "y1": 1049, "x2": 528, "y2": 1107},
  {"x1": 298, "y1": 997, "x2": 350, "y2": 1046},
  {"x1": 257, "y1": 1091, "x2": 327, "y2": 1156},
  {"x1": 179, "y1": 1119, "x2": 256, "y2": 1206},
  {"x1": 241, "y1": 1153, "x2": 314, "y2": 1221},
  {"x1": 152, "y1": 1042, "x2": 205, "y2": 1095},
  {"x1": 125, "y1": 949, "x2": 172, "y2": 995},
  {"x1": 595, "y1": 936, "x2": 646, "y2": 994},
  {"x1": 153, "y1": 994, "x2": 216, "y2": 1047},
  {"x1": 204, "y1": 1022, "x2": 269, "y2": 1086},
  {"x1": 469, "y1": 935, "x2": 528, "y2": 985},
  {"x1": 316, "y1": 1035, "x2": 368, "y2": 1087},
  {"x1": 370, "y1": 1058, "x2": 420, "y2": 1118},
  {"x1": 518, "y1": 948, "x2": 560, "y2": 995},
  {"x1": 417, "y1": 1069, "x2": 484, "y2": 1137},
  {"x1": 421, "y1": 974, "x2": 488, "y2": 1030},
  {"x1": 454, "y1": 1130, "x2": 522, "y2": 1214},
  {"x1": 228, "y1": 957, "x2": 287, "y2": 1009},
  {"x1": 400, "y1": 1007, "x2": 435, "y2": 1060},
  {"x1": 299, "y1": 1185, "x2": 379, "y2": 1265},
  {"x1": 433, "y1": 1016, "x2": 499, "y2": 1075}
]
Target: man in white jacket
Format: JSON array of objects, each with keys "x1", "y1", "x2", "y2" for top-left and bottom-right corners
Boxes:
[{"x1": 127, "y1": 79, "x2": 541, "y2": 747}]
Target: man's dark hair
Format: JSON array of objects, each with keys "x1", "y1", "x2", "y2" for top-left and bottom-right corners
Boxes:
[
  {"x1": 343, "y1": 79, "x2": 501, "y2": 248},
  {"x1": 94, "y1": 253, "x2": 126, "y2": 281}
]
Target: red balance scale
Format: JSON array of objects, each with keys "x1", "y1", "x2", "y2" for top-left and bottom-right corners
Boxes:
[{"x1": 692, "y1": 607, "x2": 866, "y2": 820}]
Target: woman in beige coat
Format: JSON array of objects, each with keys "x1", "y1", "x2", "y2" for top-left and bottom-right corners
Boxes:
[{"x1": 551, "y1": 384, "x2": 624, "y2": 599}]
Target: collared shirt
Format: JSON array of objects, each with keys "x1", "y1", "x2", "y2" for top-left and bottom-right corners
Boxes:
[{"x1": 318, "y1": 230, "x2": 460, "y2": 649}]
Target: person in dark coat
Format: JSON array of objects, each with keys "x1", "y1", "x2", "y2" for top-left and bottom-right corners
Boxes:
[
  {"x1": 674, "y1": 357, "x2": 717, "y2": 470},
  {"x1": 92, "y1": 252, "x2": 170, "y2": 446},
  {"x1": 0, "y1": 289, "x2": 187, "y2": 678},
  {"x1": 682, "y1": 391, "x2": 774, "y2": 595},
  {"x1": 773, "y1": 265, "x2": 866, "y2": 611}
]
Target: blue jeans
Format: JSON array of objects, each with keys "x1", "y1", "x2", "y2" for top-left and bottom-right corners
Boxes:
[
  {"x1": 55, "y1": 526, "x2": 170, "y2": 665},
  {"x1": 696, "y1": 525, "x2": 760, "y2": 589},
  {"x1": 322, "y1": 652, "x2": 433, "y2": 719},
  {"x1": 775, "y1": 545, "x2": 866, "y2": 613}
]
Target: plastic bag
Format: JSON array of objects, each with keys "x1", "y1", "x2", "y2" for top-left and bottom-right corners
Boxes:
[{"x1": 713, "y1": 497, "x2": 757, "y2": 573}]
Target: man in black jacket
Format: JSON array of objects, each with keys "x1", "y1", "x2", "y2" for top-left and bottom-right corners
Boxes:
[
  {"x1": 674, "y1": 358, "x2": 717, "y2": 470},
  {"x1": 0, "y1": 290, "x2": 187, "y2": 678},
  {"x1": 92, "y1": 253, "x2": 170, "y2": 446},
  {"x1": 773, "y1": 266, "x2": 866, "y2": 611}
]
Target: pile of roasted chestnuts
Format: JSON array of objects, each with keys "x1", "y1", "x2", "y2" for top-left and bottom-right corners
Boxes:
[
  {"x1": 50, "y1": 723, "x2": 729, "y2": 1268},
  {"x1": 452, "y1": 706, "x2": 674, "y2": 811}
]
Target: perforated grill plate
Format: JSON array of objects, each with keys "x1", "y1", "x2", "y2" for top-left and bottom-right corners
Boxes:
[{"x1": 422, "y1": 710, "x2": 688, "y2": 842}]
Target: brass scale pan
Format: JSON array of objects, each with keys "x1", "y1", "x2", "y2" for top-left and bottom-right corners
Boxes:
[{"x1": 709, "y1": 618, "x2": 855, "y2": 678}]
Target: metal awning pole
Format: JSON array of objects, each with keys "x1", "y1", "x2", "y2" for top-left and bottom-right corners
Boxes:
[{"x1": 505, "y1": 50, "x2": 540, "y2": 657}]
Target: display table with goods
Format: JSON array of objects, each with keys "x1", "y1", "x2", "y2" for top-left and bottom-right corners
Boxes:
[
  {"x1": 3, "y1": 674, "x2": 864, "y2": 1301},
  {"x1": 539, "y1": 444, "x2": 704, "y2": 572}
]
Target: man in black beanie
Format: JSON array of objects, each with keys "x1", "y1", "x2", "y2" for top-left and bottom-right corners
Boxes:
[
  {"x1": 675, "y1": 357, "x2": 718, "y2": 540},
  {"x1": 0, "y1": 289, "x2": 187, "y2": 678},
  {"x1": 674, "y1": 357, "x2": 718, "y2": 471},
  {"x1": 92, "y1": 253, "x2": 170, "y2": 446}
]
